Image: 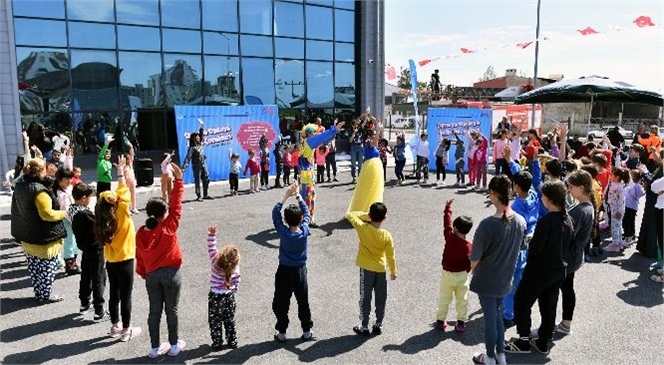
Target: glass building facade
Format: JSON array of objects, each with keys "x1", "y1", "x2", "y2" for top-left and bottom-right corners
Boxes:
[{"x1": 11, "y1": 0, "x2": 358, "y2": 152}]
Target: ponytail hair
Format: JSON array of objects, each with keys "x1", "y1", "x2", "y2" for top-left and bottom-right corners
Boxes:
[
  {"x1": 488, "y1": 175, "x2": 511, "y2": 222},
  {"x1": 144, "y1": 197, "x2": 168, "y2": 230},
  {"x1": 541, "y1": 180, "x2": 571, "y2": 231},
  {"x1": 213, "y1": 245, "x2": 241, "y2": 289},
  {"x1": 94, "y1": 198, "x2": 118, "y2": 244}
]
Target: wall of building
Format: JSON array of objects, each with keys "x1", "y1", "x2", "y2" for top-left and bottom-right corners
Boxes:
[
  {"x1": 0, "y1": 0, "x2": 21, "y2": 174},
  {"x1": 358, "y1": 0, "x2": 385, "y2": 121}
]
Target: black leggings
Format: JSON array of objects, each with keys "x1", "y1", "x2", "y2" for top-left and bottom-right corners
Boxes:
[
  {"x1": 656, "y1": 208, "x2": 663, "y2": 257},
  {"x1": 559, "y1": 272, "x2": 576, "y2": 321},
  {"x1": 435, "y1": 156, "x2": 446, "y2": 181},
  {"x1": 107, "y1": 259, "x2": 135, "y2": 328}
]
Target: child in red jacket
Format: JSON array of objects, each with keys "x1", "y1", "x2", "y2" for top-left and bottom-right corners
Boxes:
[
  {"x1": 136, "y1": 162, "x2": 185, "y2": 359},
  {"x1": 435, "y1": 198, "x2": 473, "y2": 333}
]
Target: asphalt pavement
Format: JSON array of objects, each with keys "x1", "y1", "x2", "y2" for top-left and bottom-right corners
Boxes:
[{"x1": 1, "y1": 169, "x2": 662, "y2": 365}]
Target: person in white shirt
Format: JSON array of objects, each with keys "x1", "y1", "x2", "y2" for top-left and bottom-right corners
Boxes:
[
  {"x1": 416, "y1": 133, "x2": 430, "y2": 183},
  {"x1": 493, "y1": 130, "x2": 509, "y2": 177}
]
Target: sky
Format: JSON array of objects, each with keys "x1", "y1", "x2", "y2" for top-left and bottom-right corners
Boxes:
[{"x1": 385, "y1": 0, "x2": 664, "y2": 91}]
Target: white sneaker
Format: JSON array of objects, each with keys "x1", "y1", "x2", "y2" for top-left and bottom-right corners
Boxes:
[
  {"x1": 496, "y1": 352, "x2": 507, "y2": 365},
  {"x1": 604, "y1": 242, "x2": 622, "y2": 252},
  {"x1": 148, "y1": 343, "x2": 171, "y2": 359},
  {"x1": 167, "y1": 339, "x2": 186, "y2": 357},
  {"x1": 274, "y1": 331, "x2": 287, "y2": 342}
]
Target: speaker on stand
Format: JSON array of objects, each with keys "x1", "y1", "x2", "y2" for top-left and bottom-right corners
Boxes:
[{"x1": 135, "y1": 158, "x2": 154, "y2": 187}]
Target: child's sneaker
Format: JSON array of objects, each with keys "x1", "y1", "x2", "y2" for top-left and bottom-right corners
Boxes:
[
  {"x1": 119, "y1": 327, "x2": 142, "y2": 342},
  {"x1": 621, "y1": 240, "x2": 631, "y2": 249},
  {"x1": 79, "y1": 304, "x2": 92, "y2": 314},
  {"x1": 352, "y1": 325, "x2": 370, "y2": 336},
  {"x1": 604, "y1": 242, "x2": 622, "y2": 252},
  {"x1": 148, "y1": 342, "x2": 171, "y2": 359},
  {"x1": 529, "y1": 338, "x2": 550, "y2": 355},
  {"x1": 434, "y1": 320, "x2": 447, "y2": 331},
  {"x1": 555, "y1": 321, "x2": 571, "y2": 334},
  {"x1": 108, "y1": 325, "x2": 122, "y2": 338},
  {"x1": 167, "y1": 339, "x2": 186, "y2": 356},
  {"x1": 505, "y1": 338, "x2": 531, "y2": 353},
  {"x1": 453, "y1": 182, "x2": 460, "y2": 187},
  {"x1": 495, "y1": 352, "x2": 507, "y2": 365},
  {"x1": 472, "y1": 352, "x2": 496, "y2": 365},
  {"x1": 371, "y1": 323, "x2": 382, "y2": 335},
  {"x1": 301, "y1": 331, "x2": 315, "y2": 341},
  {"x1": 94, "y1": 311, "x2": 109, "y2": 322},
  {"x1": 274, "y1": 331, "x2": 287, "y2": 342},
  {"x1": 454, "y1": 321, "x2": 466, "y2": 333}
]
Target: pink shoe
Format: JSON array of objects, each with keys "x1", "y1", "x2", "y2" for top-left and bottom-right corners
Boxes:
[{"x1": 604, "y1": 243, "x2": 622, "y2": 252}]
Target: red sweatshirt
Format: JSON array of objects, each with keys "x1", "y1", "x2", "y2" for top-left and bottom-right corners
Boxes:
[
  {"x1": 244, "y1": 157, "x2": 260, "y2": 175},
  {"x1": 441, "y1": 205, "x2": 472, "y2": 272},
  {"x1": 136, "y1": 178, "x2": 184, "y2": 278}
]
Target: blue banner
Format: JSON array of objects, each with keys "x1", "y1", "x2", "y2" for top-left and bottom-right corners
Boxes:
[
  {"x1": 174, "y1": 105, "x2": 280, "y2": 184},
  {"x1": 426, "y1": 107, "x2": 492, "y2": 172}
]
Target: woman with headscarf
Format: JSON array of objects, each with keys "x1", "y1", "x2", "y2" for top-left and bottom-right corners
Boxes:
[{"x1": 11, "y1": 158, "x2": 67, "y2": 303}]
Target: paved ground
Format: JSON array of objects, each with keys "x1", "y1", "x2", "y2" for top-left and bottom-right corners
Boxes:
[{"x1": 1, "y1": 168, "x2": 662, "y2": 365}]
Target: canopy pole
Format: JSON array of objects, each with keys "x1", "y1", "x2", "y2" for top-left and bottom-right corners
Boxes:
[
  {"x1": 530, "y1": 0, "x2": 542, "y2": 129},
  {"x1": 586, "y1": 94, "x2": 594, "y2": 136}
]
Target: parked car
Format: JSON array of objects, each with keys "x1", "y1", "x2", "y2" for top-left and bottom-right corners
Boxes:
[
  {"x1": 587, "y1": 126, "x2": 634, "y2": 140},
  {"x1": 389, "y1": 118, "x2": 414, "y2": 129}
]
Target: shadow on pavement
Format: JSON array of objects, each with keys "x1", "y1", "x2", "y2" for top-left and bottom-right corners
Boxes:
[
  {"x1": 245, "y1": 229, "x2": 280, "y2": 249},
  {"x1": 3, "y1": 336, "x2": 114, "y2": 364},
  {"x1": 95, "y1": 344, "x2": 216, "y2": 364},
  {"x1": 616, "y1": 273, "x2": 664, "y2": 308},
  {"x1": 293, "y1": 334, "x2": 370, "y2": 362},
  {"x1": 382, "y1": 328, "x2": 444, "y2": 354},
  {"x1": 198, "y1": 340, "x2": 292, "y2": 364},
  {"x1": 0, "y1": 296, "x2": 39, "y2": 315},
  {"x1": 1, "y1": 313, "x2": 95, "y2": 342},
  {"x1": 1, "y1": 277, "x2": 33, "y2": 292},
  {"x1": 316, "y1": 218, "x2": 353, "y2": 237}
]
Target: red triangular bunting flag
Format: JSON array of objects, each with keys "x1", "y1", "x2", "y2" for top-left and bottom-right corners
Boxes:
[
  {"x1": 577, "y1": 27, "x2": 598, "y2": 35},
  {"x1": 460, "y1": 48, "x2": 475, "y2": 54},
  {"x1": 516, "y1": 41, "x2": 533, "y2": 49},
  {"x1": 418, "y1": 59, "x2": 432, "y2": 67},
  {"x1": 633, "y1": 16, "x2": 655, "y2": 27}
]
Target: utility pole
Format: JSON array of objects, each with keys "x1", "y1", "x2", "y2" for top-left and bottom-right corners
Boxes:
[{"x1": 530, "y1": 0, "x2": 542, "y2": 128}]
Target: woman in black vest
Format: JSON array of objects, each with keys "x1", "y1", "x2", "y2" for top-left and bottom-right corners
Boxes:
[
  {"x1": 10, "y1": 158, "x2": 67, "y2": 303},
  {"x1": 182, "y1": 119, "x2": 210, "y2": 201}
]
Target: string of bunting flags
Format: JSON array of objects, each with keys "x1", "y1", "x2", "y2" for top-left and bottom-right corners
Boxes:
[{"x1": 385, "y1": 15, "x2": 658, "y2": 80}]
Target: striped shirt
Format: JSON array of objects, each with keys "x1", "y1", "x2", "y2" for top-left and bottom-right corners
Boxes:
[{"x1": 207, "y1": 233, "x2": 241, "y2": 294}]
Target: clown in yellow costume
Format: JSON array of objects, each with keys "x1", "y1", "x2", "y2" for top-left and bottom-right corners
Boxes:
[
  {"x1": 299, "y1": 120, "x2": 345, "y2": 226},
  {"x1": 347, "y1": 132, "x2": 384, "y2": 213}
]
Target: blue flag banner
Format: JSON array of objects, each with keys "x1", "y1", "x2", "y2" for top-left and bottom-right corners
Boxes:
[
  {"x1": 426, "y1": 107, "x2": 492, "y2": 172},
  {"x1": 174, "y1": 105, "x2": 280, "y2": 184},
  {"x1": 408, "y1": 59, "x2": 420, "y2": 158}
]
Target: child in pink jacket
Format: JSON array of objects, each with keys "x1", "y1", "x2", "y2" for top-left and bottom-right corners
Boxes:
[
  {"x1": 244, "y1": 149, "x2": 261, "y2": 193},
  {"x1": 315, "y1": 145, "x2": 329, "y2": 184}
]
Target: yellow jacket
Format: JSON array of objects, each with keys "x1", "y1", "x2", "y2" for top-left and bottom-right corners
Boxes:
[
  {"x1": 104, "y1": 183, "x2": 136, "y2": 262},
  {"x1": 345, "y1": 211, "x2": 397, "y2": 275},
  {"x1": 21, "y1": 192, "x2": 64, "y2": 259}
]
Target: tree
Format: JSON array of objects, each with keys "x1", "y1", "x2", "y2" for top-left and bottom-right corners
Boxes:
[
  {"x1": 441, "y1": 85, "x2": 461, "y2": 103},
  {"x1": 478, "y1": 65, "x2": 497, "y2": 82},
  {"x1": 397, "y1": 67, "x2": 412, "y2": 90}
]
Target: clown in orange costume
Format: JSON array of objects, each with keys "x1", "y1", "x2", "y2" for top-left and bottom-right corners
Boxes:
[{"x1": 298, "y1": 119, "x2": 345, "y2": 227}]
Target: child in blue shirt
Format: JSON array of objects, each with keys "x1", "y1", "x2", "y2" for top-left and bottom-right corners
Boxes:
[{"x1": 271, "y1": 182, "x2": 314, "y2": 342}]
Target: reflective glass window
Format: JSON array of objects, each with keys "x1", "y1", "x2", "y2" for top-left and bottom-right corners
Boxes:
[
  {"x1": 306, "y1": 61, "x2": 333, "y2": 108},
  {"x1": 119, "y1": 52, "x2": 162, "y2": 109},
  {"x1": 161, "y1": 0, "x2": 200, "y2": 29},
  {"x1": 334, "y1": 62, "x2": 355, "y2": 109},
  {"x1": 118, "y1": 25, "x2": 160, "y2": 51},
  {"x1": 204, "y1": 55, "x2": 240, "y2": 104},
  {"x1": 241, "y1": 58, "x2": 275, "y2": 105},
  {"x1": 162, "y1": 54, "x2": 203, "y2": 106},
  {"x1": 306, "y1": 40, "x2": 332, "y2": 61},
  {"x1": 116, "y1": 0, "x2": 159, "y2": 25},
  {"x1": 275, "y1": 59, "x2": 305, "y2": 109},
  {"x1": 335, "y1": 42, "x2": 354, "y2": 62},
  {"x1": 163, "y1": 29, "x2": 201, "y2": 53},
  {"x1": 14, "y1": 19, "x2": 66, "y2": 46},
  {"x1": 335, "y1": 0, "x2": 355, "y2": 10},
  {"x1": 12, "y1": 0, "x2": 65, "y2": 19},
  {"x1": 67, "y1": 0, "x2": 115, "y2": 22},
  {"x1": 16, "y1": 47, "x2": 70, "y2": 114},
  {"x1": 240, "y1": 35, "x2": 273, "y2": 57},
  {"x1": 68, "y1": 22, "x2": 116, "y2": 49},
  {"x1": 70, "y1": 50, "x2": 119, "y2": 111},
  {"x1": 203, "y1": 32, "x2": 239, "y2": 55},
  {"x1": 335, "y1": 9, "x2": 354, "y2": 41},
  {"x1": 307, "y1": 0, "x2": 333, "y2": 6},
  {"x1": 274, "y1": 2, "x2": 303, "y2": 38},
  {"x1": 239, "y1": 0, "x2": 272, "y2": 35},
  {"x1": 275, "y1": 38, "x2": 304, "y2": 59},
  {"x1": 202, "y1": 0, "x2": 238, "y2": 32},
  {"x1": 305, "y1": 5, "x2": 332, "y2": 40}
]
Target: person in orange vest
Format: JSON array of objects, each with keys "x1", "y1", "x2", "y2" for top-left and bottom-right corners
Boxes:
[{"x1": 638, "y1": 125, "x2": 662, "y2": 172}]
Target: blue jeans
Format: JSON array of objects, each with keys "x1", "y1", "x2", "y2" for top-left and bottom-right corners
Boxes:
[
  {"x1": 350, "y1": 145, "x2": 364, "y2": 178},
  {"x1": 503, "y1": 249, "x2": 528, "y2": 320},
  {"x1": 478, "y1": 294, "x2": 506, "y2": 358}
]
